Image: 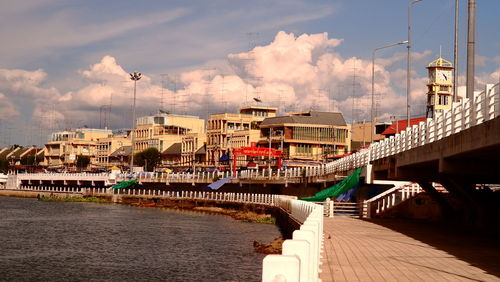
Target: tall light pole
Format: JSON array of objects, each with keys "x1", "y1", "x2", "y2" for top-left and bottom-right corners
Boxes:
[
  {"x1": 466, "y1": 0, "x2": 476, "y2": 100},
  {"x1": 129, "y1": 71, "x2": 141, "y2": 170},
  {"x1": 407, "y1": 0, "x2": 424, "y2": 130},
  {"x1": 372, "y1": 40, "x2": 408, "y2": 143},
  {"x1": 453, "y1": 0, "x2": 459, "y2": 103}
]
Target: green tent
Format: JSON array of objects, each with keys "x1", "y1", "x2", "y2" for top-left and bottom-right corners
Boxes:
[
  {"x1": 301, "y1": 168, "x2": 362, "y2": 202},
  {"x1": 112, "y1": 179, "x2": 139, "y2": 189}
]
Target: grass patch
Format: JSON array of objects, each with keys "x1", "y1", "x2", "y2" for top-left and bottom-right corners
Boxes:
[
  {"x1": 38, "y1": 196, "x2": 109, "y2": 203},
  {"x1": 252, "y1": 216, "x2": 276, "y2": 224}
]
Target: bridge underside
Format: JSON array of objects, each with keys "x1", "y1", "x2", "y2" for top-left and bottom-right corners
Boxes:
[
  {"x1": 372, "y1": 117, "x2": 500, "y2": 184},
  {"x1": 371, "y1": 117, "x2": 500, "y2": 230}
]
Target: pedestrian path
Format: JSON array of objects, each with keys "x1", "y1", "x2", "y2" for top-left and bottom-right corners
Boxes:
[{"x1": 320, "y1": 217, "x2": 500, "y2": 281}]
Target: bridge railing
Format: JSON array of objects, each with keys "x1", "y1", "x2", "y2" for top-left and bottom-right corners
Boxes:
[
  {"x1": 362, "y1": 182, "x2": 423, "y2": 218},
  {"x1": 323, "y1": 83, "x2": 500, "y2": 174}
]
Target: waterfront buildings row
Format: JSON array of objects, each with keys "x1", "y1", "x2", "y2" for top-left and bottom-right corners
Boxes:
[
  {"x1": 28, "y1": 106, "x2": 353, "y2": 170},
  {"x1": 5, "y1": 55, "x2": 454, "y2": 171}
]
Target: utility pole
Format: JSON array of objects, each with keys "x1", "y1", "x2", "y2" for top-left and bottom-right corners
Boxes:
[
  {"x1": 268, "y1": 128, "x2": 272, "y2": 172},
  {"x1": 408, "y1": 0, "x2": 424, "y2": 130},
  {"x1": 453, "y1": 0, "x2": 459, "y2": 103},
  {"x1": 466, "y1": 0, "x2": 476, "y2": 99},
  {"x1": 129, "y1": 71, "x2": 141, "y2": 171}
]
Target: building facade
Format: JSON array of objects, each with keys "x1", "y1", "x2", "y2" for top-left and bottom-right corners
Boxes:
[
  {"x1": 259, "y1": 111, "x2": 350, "y2": 162},
  {"x1": 44, "y1": 128, "x2": 112, "y2": 168},
  {"x1": 133, "y1": 113, "x2": 205, "y2": 155},
  {"x1": 95, "y1": 135, "x2": 131, "y2": 168},
  {"x1": 181, "y1": 133, "x2": 206, "y2": 168},
  {"x1": 206, "y1": 106, "x2": 277, "y2": 166}
]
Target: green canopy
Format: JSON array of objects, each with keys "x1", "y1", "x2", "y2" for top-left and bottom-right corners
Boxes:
[
  {"x1": 300, "y1": 168, "x2": 362, "y2": 202},
  {"x1": 112, "y1": 179, "x2": 139, "y2": 189}
]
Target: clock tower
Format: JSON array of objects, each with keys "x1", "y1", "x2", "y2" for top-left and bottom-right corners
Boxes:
[{"x1": 426, "y1": 57, "x2": 454, "y2": 118}]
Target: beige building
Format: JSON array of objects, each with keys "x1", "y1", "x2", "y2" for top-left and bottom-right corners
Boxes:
[
  {"x1": 95, "y1": 135, "x2": 131, "y2": 168},
  {"x1": 259, "y1": 111, "x2": 350, "y2": 162},
  {"x1": 181, "y1": 133, "x2": 206, "y2": 167},
  {"x1": 350, "y1": 121, "x2": 389, "y2": 151},
  {"x1": 44, "y1": 128, "x2": 112, "y2": 168},
  {"x1": 133, "y1": 114, "x2": 205, "y2": 154},
  {"x1": 206, "y1": 106, "x2": 277, "y2": 166}
]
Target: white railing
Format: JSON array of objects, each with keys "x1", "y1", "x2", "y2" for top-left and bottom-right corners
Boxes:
[
  {"x1": 324, "y1": 83, "x2": 500, "y2": 174},
  {"x1": 16, "y1": 173, "x2": 109, "y2": 184},
  {"x1": 362, "y1": 182, "x2": 423, "y2": 218},
  {"x1": 263, "y1": 198, "x2": 324, "y2": 282}
]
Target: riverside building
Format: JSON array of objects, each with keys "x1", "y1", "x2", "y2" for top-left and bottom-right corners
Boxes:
[
  {"x1": 259, "y1": 111, "x2": 350, "y2": 163},
  {"x1": 44, "y1": 128, "x2": 112, "y2": 168},
  {"x1": 132, "y1": 113, "x2": 205, "y2": 155},
  {"x1": 206, "y1": 106, "x2": 277, "y2": 166},
  {"x1": 95, "y1": 135, "x2": 131, "y2": 168}
]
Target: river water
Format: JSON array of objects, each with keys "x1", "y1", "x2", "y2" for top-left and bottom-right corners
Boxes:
[{"x1": 0, "y1": 196, "x2": 280, "y2": 281}]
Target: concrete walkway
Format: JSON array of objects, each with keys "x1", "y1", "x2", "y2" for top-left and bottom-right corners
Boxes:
[{"x1": 320, "y1": 217, "x2": 500, "y2": 281}]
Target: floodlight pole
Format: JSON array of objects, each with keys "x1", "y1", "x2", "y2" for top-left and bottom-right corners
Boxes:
[
  {"x1": 129, "y1": 71, "x2": 141, "y2": 170},
  {"x1": 407, "y1": 0, "x2": 423, "y2": 130},
  {"x1": 371, "y1": 41, "x2": 408, "y2": 143}
]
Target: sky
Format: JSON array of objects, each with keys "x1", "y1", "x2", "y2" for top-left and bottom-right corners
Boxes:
[{"x1": 0, "y1": 0, "x2": 499, "y2": 146}]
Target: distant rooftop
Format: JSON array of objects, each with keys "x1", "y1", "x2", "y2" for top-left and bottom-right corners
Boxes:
[
  {"x1": 261, "y1": 111, "x2": 347, "y2": 127},
  {"x1": 381, "y1": 117, "x2": 427, "y2": 135}
]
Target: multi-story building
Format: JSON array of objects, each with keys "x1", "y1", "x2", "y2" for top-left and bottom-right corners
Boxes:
[
  {"x1": 350, "y1": 121, "x2": 389, "y2": 151},
  {"x1": 206, "y1": 106, "x2": 277, "y2": 166},
  {"x1": 95, "y1": 135, "x2": 131, "y2": 168},
  {"x1": 44, "y1": 128, "x2": 112, "y2": 168},
  {"x1": 181, "y1": 133, "x2": 206, "y2": 168},
  {"x1": 133, "y1": 114, "x2": 205, "y2": 155},
  {"x1": 259, "y1": 111, "x2": 350, "y2": 162}
]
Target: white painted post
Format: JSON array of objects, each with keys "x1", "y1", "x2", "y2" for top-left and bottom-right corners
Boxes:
[
  {"x1": 262, "y1": 255, "x2": 300, "y2": 282},
  {"x1": 293, "y1": 229, "x2": 317, "y2": 282},
  {"x1": 282, "y1": 239, "x2": 311, "y2": 282}
]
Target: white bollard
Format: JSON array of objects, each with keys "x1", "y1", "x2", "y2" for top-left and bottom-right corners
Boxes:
[
  {"x1": 262, "y1": 255, "x2": 300, "y2": 282},
  {"x1": 293, "y1": 229, "x2": 317, "y2": 282},
  {"x1": 282, "y1": 239, "x2": 311, "y2": 282}
]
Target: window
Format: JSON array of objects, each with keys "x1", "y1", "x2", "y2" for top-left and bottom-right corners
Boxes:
[
  {"x1": 297, "y1": 144, "x2": 312, "y2": 154},
  {"x1": 438, "y1": 95, "x2": 448, "y2": 105}
]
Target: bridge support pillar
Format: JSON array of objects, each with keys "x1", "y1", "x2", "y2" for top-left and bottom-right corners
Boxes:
[
  {"x1": 440, "y1": 179, "x2": 487, "y2": 229},
  {"x1": 417, "y1": 181, "x2": 454, "y2": 218}
]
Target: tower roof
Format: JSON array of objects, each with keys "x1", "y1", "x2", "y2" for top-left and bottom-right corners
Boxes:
[{"x1": 427, "y1": 57, "x2": 453, "y2": 68}]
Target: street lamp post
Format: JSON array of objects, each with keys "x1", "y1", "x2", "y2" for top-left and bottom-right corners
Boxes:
[
  {"x1": 407, "y1": 0, "x2": 424, "y2": 131},
  {"x1": 129, "y1": 71, "x2": 142, "y2": 171},
  {"x1": 371, "y1": 41, "x2": 408, "y2": 143}
]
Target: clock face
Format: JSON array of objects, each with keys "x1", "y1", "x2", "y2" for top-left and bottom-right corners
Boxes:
[{"x1": 438, "y1": 70, "x2": 452, "y2": 82}]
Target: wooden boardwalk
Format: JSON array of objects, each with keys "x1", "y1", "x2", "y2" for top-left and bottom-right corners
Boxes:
[{"x1": 320, "y1": 217, "x2": 500, "y2": 281}]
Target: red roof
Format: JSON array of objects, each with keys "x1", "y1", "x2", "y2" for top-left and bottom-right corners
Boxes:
[{"x1": 381, "y1": 117, "x2": 426, "y2": 135}]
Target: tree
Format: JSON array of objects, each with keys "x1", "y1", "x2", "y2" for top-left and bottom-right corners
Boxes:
[
  {"x1": 0, "y1": 158, "x2": 8, "y2": 173},
  {"x1": 76, "y1": 155, "x2": 91, "y2": 170},
  {"x1": 134, "y1": 148, "x2": 161, "y2": 172},
  {"x1": 20, "y1": 155, "x2": 43, "y2": 166}
]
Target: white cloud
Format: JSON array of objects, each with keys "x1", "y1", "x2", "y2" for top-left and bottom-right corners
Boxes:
[
  {"x1": 0, "y1": 93, "x2": 20, "y2": 118},
  {"x1": 3, "y1": 31, "x2": 499, "y2": 143}
]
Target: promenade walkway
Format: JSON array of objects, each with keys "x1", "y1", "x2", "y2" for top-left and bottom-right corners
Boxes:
[{"x1": 321, "y1": 217, "x2": 500, "y2": 281}]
